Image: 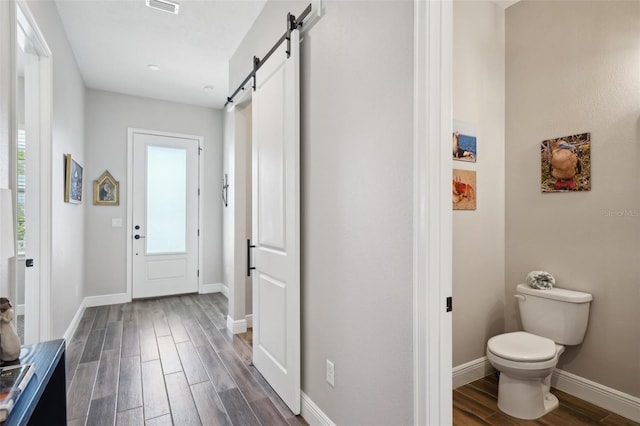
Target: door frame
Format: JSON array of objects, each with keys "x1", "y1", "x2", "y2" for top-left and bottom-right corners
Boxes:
[
  {"x1": 126, "y1": 128, "x2": 204, "y2": 300},
  {"x1": 413, "y1": 0, "x2": 453, "y2": 424},
  {"x1": 224, "y1": 89, "x2": 252, "y2": 333},
  {"x1": 6, "y1": 0, "x2": 53, "y2": 343}
]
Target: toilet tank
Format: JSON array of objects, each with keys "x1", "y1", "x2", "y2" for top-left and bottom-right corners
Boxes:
[{"x1": 516, "y1": 283, "x2": 593, "y2": 345}]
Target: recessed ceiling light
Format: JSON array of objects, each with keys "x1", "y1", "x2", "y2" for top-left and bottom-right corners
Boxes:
[
  {"x1": 147, "y1": 64, "x2": 160, "y2": 71},
  {"x1": 145, "y1": 0, "x2": 180, "y2": 15}
]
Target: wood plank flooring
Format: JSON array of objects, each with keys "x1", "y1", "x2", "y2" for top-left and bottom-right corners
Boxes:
[
  {"x1": 66, "y1": 293, "x2": 307, "y2": 426},
  {"x1": 454, "y1": 374, "x2": 640, "y2": 426}
]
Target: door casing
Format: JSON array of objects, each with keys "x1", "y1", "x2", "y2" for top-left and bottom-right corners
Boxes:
[{"x1": 11, "y1": 0, "x2": 53, "y2": 344}]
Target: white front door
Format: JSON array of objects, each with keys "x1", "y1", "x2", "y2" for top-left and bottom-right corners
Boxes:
[
  {"x1": 251, "y1": 29, "x2": 301, "y2": 414},
  {"x1": 130, "y1": 130, "x2": 200, "y2": 299}
]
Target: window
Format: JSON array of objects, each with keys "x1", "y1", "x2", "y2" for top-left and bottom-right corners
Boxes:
[{"x1": 17, "y1": 128, "x2": 25, "y2": 255}]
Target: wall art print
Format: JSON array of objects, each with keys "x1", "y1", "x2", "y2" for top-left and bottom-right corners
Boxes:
[
  {"x1": 452, "y1": 120, "x2": 477, "y2": 163},
  {"x1": 541, "y1": 132, "x2": 591, "y2": 192},
  {"x1": 453, "y1": 168, "x2": 476, "y2": 210},
  {"x1": 64, "y1": 154, "x2": 83, "y2": 203},
  {"x1": 94, "y1": 170, "x2": 119, "y2": 205}
]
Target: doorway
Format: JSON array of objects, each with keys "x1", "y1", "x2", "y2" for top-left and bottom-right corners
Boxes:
[
  {"x1": 128, "y1": 129, "x2": 201, "y2": 299},
  {"x1": 13, "y1": 0, "x2": 53, "y2": 344}
]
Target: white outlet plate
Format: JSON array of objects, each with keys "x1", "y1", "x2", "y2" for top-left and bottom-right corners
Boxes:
[{"x1": 326, "y1": 359, "x2": 335, "y2": 387}]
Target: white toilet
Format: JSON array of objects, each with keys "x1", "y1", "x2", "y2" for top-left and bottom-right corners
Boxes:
[{"x1": 487, "y1": 283, "x2": 592, "y2": 420}]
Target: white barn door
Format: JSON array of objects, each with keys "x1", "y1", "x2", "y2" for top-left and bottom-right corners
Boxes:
[{"x1": 251, "y1": 29, "x2": 301, "y2": 414}]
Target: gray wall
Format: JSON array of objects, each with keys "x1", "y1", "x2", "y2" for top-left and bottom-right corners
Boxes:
[
  {"x1": 27, "y1": 0, "x2": 86, "y2": 338},
  {"x1": 506, "y1": 1, "x2": 640, "y2": 397},
  {"x1": 452, "y1": 0, "x2": 506, "y2": 368},
  {"x1": 222, "y1": 101, "x2": 251, "y2": 322},
  {"x1": 84, "y1": 90, "x2": 223, "y2": 296},
  {"x1": 230, "y1": 1, "x2": 414, "y2": 423}
]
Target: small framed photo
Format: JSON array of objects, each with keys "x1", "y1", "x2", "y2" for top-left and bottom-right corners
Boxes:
[
  {"x1": 453, "y1": 168, "x2": 476, "y2": 210},
  {"x1": 453, "y1": 120, "x2": 477, "y2": 163},
  {"x1": 64, "y1": 154, "x2": 83, "y2": 204},
  {"x1": 541, "y1": 132, "x2": 591, "y2": 192},
  {"x1": 93, "y1": 170, "x2": 119, "y2": 205}
]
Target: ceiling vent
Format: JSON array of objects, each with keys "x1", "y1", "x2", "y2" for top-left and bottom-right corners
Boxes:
[{"x1": 145, "y1": 0, "x2": 180, "y2": 15}]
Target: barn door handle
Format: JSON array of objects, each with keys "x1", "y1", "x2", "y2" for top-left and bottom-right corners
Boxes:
[{"x1": 247, "y1": 239, "x2": 256, "y2": 276}]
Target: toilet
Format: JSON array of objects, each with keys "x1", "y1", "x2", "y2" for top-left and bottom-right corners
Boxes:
[{"x1": 487, "y1": 283, "x2": 592, "y2": 420}]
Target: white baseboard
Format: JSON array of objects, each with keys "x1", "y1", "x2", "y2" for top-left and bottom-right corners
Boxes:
[
  {"x1": 301, "y1": 392, "x2": 335, "y2": 426},
  {"x1": 246, "y1": 314, "x2": 253, "y2": 328},
  {"x1": 220, "y1": 284, "x2": 229, "y2": 298},
  {"x1": 452, "y1": 356, "x2": 494, "y2": 389},
  {"x1": 200, "y1": 282, "x2": 223, "y2": 294},
  {"x1": 84, "y1": 292, "x2": 130, "y2": 308},
  {"x1": 226, "y1": 315, "x2": 247, "y2": 334},
  {"x1": 63, "y1": 298, "x2": 87, "y2": 342},
  {"x1": 552, "y1": 368, "x2": 640, "y2": 423}
]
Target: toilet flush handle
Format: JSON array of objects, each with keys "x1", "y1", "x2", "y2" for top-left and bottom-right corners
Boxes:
[{"x1": 514, "y1": 294, "x2": 526, "y2": 301}]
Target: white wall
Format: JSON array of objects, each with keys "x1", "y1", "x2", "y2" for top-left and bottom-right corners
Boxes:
[
  {"x1": 222, "y1": 101, "x2": 252, "y2": 324},
  {"x1": 27, "y1": 0, "x2": 86, "y2": 338},
  {"x1": 506, "y1": 0, "x2": 640, "y2": 398},
  {"x1": 230, "y1": 1, "x2": 414, "y2": 423},
  {"x1": 84, "y1": 90, "x2": 223, "y2": 296},
  {"x1": 452, "y1": 1, "x2": 506, "y2": 368}
]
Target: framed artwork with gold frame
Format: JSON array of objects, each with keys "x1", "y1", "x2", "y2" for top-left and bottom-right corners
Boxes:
[
  {"x1": 93, "y1": 170, "x2": 119, "y2": 205},
  {"x1": 64, "y1": 154, "x2": 83, "y2": 204}
]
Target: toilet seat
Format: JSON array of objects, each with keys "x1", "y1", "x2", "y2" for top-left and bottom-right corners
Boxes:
[{"x1": 488, "y1": 331, "x2": 556, "y2": 362}]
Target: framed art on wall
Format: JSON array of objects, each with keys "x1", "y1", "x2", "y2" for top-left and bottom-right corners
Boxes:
[
  {"x1": 452, "y1": 169, "x2": 476, "y2": 210},
  {"x1": 452, "y1": 120, "x2": 477, "y2": 163},
  {"x1": 64, "y1": 154, "x2": 83, "y2": 203},
  {"x1": 541, "y1": 132, "x2": 591, "y2": 192},
  {"x1": 93, "y1": 170, "x2": 119, "y2": 205}
]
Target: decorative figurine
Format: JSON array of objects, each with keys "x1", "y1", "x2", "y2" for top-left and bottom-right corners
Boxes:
[{"x1": 0, "y1": 298, "x2": 21, "y2": 363}]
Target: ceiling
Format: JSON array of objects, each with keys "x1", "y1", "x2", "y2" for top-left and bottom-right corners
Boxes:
[{"x1": 54, "y1": 0, "x2": 268, "y2": 109}]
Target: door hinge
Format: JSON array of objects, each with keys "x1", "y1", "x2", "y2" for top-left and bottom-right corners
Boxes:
[
  {"x1": 446, "y1": 296, "x2": 453, "y2": 313},
  {"x1": 197, "y1": 229, "x2": 200, "y2": 237},
  {"x1": 197, "y1": 270, "x2": 200, "y2": 277},
  {"x1": 198, "y1": 188, "x2": 200, "y2": 196}
]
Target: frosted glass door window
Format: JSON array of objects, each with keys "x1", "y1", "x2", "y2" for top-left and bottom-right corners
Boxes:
[{"x1": 146, "y1": 146, "x2": 187, "y2": 254}]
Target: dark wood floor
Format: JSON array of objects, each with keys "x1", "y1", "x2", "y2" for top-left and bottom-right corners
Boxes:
[
  {"x1": 454, "y1": 374, "x2": 640, "y2": 426},
  {"x1": 65, "y1": 293, "x2": 306, "y2": 426}
]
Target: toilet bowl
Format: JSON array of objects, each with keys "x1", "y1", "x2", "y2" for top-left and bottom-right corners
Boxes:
[
  {"x1": 487, "y1": 331, "x2": 565, "y2": 419},
  {"x1": 486, "y1": 284, "x2": 592, "y2": 420}
]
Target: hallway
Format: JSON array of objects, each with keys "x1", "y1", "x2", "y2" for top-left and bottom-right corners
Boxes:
[{"x1": 65, "y1": 293, "x2": 305, "y2": 425}]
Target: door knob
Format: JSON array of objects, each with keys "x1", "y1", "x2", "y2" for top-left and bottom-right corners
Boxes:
[{"x1": 134, "y1": 234, "x2": 146, "y2": 240}]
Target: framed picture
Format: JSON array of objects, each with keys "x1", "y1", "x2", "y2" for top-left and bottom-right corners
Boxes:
[
  {"x1": 452, "y1": 120, "x2": 477, "y2": 163},
  {"x1": 93, "y1": 170, "x2": 119, "y2": 205},
  {"x1": 453, "y1": 169, "x2": 476, "y2": 210},
  {"x1": 541, "y1": 132, "x2": 591, "y2": 192},
  {"x1": 64, "y1": 154, "x2": 83, "y2": 203}
]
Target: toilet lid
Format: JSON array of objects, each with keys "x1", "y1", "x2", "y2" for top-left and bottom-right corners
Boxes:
[{"x1": 488, "y1": 331, "x2": 557, "y2": 362}]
